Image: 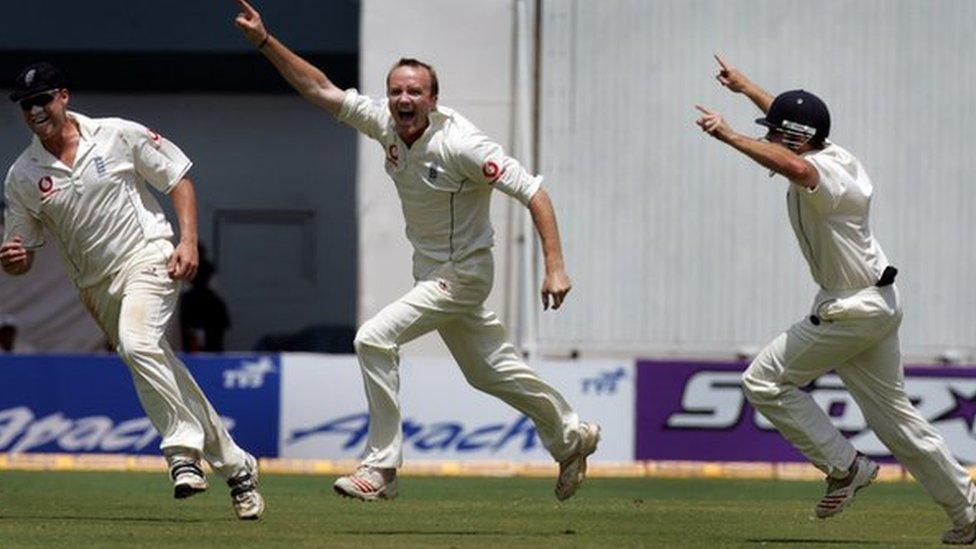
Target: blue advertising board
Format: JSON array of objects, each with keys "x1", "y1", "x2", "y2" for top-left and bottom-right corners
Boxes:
[{"x1": 0, "y1": 354, "x2": 279, "y2": 457}]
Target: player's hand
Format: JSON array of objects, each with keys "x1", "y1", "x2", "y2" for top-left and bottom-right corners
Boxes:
[
  {"x1": 168, "y1": 240, "x2": 199, "y2": 281},
  {"x1": 234, "y1": 0, "x2": 269, "y2": 47},
  {"x1": 541, "y1": 269, "x2": 572, "y2": 311},
  {"x1": 695, "y1": 105, "x2": 735, "y2": 142},
  {"x1": 0, "y1": 236, "x2": 32, "y2": 275},
  {"x1": 714, "y1": 54, "x2": 750, "y2": 94}
]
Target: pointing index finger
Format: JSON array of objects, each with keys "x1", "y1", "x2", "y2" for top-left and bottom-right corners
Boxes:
[
  {"x1": 236, "y1": 0, "x2": 256, "y2": 15},
  {"x1": 694, "y1": 104, "x2": 714, "y2": 115},
  {"x1": 714, "y1": 54, "x2": 729, "y2": 70}
]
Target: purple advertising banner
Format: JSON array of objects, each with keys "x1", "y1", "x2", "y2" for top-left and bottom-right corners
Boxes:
[{"x1": 636, "y1": 360, "x2": 976, "y2": 464}]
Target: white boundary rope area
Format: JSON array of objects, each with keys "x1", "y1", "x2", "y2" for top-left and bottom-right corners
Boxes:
[{"x1": 0, "y1": 453, "x2": 931, "y2": 482}]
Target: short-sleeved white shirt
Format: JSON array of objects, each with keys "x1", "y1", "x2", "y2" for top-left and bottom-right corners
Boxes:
[
  {"x1": 786, "y1": 143, "x2": 890, "y2": 290},
  {"x1": 3, "y1": 112, "x2": 191, "y2": 288},
  {"x1": 337, "y1": 90, "x2": 541, "y2": 263}
]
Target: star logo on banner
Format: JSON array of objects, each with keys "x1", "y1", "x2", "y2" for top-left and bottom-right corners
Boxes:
[{"x1": 931, "y1": 388, "x2": 976, "y2": 433}]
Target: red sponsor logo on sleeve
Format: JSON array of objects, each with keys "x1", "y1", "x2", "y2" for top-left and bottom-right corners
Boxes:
[
  {"x1": 482, "y1": 160, "x2": 506, "y2": 183},
  {"x1": 147, "y1": 128, "x2": 162, "y2": 147},
  {"x1": 38, "y1": 176, "x2": 53, "y2": 194}
]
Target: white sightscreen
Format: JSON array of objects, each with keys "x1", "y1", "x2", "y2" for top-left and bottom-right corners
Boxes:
[{"x1": 536, "y1": 0, "x2": 976, "y2": 361}]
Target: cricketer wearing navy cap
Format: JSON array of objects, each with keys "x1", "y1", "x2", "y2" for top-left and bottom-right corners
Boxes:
[
  {"x1": 1, "y1": 61, "x2": 266, "y2": 520},
  {"x1": 695, "y1": 54, "x2": 976, "y2": 546}
]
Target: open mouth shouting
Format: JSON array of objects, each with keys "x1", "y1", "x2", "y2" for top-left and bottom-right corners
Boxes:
[{"x1": 395, "y1": 108, "x2": 417, "y2": 126}]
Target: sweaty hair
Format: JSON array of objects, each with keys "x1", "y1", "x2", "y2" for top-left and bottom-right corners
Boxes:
[{"x1": 386, "y1": 58, "x2": 439, "y2": 97}]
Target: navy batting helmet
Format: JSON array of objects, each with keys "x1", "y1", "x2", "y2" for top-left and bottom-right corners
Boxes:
[{"x1": 756, "y1": 90, "x2": 830, "y2": 150}]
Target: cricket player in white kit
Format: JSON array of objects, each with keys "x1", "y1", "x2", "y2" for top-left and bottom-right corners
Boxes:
[
  {"x1": 0, "y1": 62, "x2": 264, "y2": 520},
  {"x1": 233, "y1": 0, "x2": 599, "y2": 501},
  {"x1": 696, "y1": 56, "x2": 976, "y2": 545}
]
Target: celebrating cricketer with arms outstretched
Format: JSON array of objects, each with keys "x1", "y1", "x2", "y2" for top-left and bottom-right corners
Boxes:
[
  {"x1": 233, "y1": 0, "x2": 599, "y2": 501},
  {"x1": 696, "y1": 55, "x2": 976, "y2": 546}
]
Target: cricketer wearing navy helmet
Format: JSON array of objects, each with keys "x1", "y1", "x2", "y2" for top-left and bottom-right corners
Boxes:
[{"x1": 696, "y1": 55, "x2": 976, "y2": 545}]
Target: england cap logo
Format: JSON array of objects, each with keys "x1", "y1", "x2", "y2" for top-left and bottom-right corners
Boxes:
[{"x1": 9, "y1": 62, "x2": 67, "y2": 102}]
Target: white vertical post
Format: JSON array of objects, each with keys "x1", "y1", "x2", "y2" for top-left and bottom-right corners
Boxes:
[{"x1": 512, "y1": 0, "x2": 539, "y2": 358}]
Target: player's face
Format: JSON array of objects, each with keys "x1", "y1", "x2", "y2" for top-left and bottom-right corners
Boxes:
[
  {"x1": 387, "y1": 66, "x2": 437, "y2": 144},
  {"x1": 765, "y1": 128, "x2": 814, "y2": 153},
  {"x1": 20, "y1": 88, "x2": 69, "y2": 141},
  {"x1": 764, "y1": 129, "x2": 797, "y2": 151}
]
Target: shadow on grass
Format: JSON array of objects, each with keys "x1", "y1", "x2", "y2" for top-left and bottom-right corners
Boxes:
[
  {"x1": 0, "y1": 515, "x2": 227, "y2": 524},
  {"x1": 747, "y1": 539, "x2": 886, "y2": 545}
]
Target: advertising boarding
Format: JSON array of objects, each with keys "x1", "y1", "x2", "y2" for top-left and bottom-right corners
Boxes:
[
  {"x1": 636, "y1": 360, "x2": 976, "y2": 464},
  {"x1": 0, "y1": 355, "x2": 279, "y2": 457},
  {"x1": 279, "y1": 354, "x2": 633, "y2": 461}
]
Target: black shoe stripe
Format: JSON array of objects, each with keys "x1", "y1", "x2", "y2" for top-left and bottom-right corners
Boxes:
[
  {"x1": 228, "y1": 473, "x2": 256, "y2": 496},
  {"x1": 170, "y1": 463, "x2": 204, "y2": 481}
]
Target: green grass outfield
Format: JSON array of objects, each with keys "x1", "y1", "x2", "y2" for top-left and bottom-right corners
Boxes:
[{"x1": 0, "y1": 471, "x2": 958, "y2": 548}]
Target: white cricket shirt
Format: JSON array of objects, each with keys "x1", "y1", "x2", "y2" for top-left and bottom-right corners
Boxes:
[
  {"x1": 787, "y1": 143, "x2": 890, "y2": 290},
  {"x1": 338, "y1": 90, "x2": 541, "y2": 263},
  {"x1": 3, "y1": 112, "x2": 191, "y2": 288}
]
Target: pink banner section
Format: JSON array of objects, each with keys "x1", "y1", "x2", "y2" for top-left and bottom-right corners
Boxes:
[{"x1": 636, "y1": 360, "x2": 976, "y2": 463}]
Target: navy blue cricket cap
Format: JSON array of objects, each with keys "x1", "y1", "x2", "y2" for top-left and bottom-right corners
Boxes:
[
  {"x1": 755, "y1": 89, "x2": 831, "y2": 144},
  {"x1": 9, "y1": 62, "x2": 67, "y2": 102}
]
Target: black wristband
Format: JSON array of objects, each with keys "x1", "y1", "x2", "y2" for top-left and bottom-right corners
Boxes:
[{"x1": 258, "y1": 31, "x2": 270, "y2": 50}]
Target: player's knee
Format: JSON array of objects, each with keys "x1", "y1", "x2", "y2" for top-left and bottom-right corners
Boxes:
[
  {"x1": 461, "y1": 360, "x2": 522, "y2": 394},
  {"x1": 353, "y1": 323, "x2": 393, "y2": 355},
  {"x1": 462, "y1": 371, "x2": 493, "y2": 392},
  {"x1": 116, "y1": 333, "x2": 162, "y2": 364},
  {"x1": 741, "y1": 361, "x2": 776, "y2": 405}
]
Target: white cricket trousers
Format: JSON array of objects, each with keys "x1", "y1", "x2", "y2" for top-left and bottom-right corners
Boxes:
[
  {"x1": 78, "y1": 240, "x2": 249, "y2": 479},
  {"x1": 354, "y1": 249, "x2": 581, "y2": 468},
  {"x1": 742, "y1": 284, "x2": 976, "y2": 526}
]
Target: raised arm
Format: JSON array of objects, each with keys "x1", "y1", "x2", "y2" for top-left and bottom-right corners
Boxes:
[
  {"x1": 695, "y1": 105, "x2": 819, "y2": 189},
  {"x1": 528, "y1": 188, "x2": 572, "y2": 311},
  {"x1": 234, "y1": 0, "x2": 346, "y2": 115},
  {"x1": 714, "y1": 54, "x2": 775, "y2": 114}
]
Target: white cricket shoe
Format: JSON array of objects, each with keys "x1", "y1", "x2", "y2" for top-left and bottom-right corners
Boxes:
[
  {"x1": 333, "y1": 466, "x2": 398, "y2": 501},
  {"x1": 228, "y1": 453, "x2": 265, "y2": 520},
  {"x1": 169, "y1": 457, "x2": 208, "y2": 499},
  {"x1": 942, "y1": 521, "x2": 976, "y2": 545},
  {"x1": 555, "y1": 422, "x2": 601, "y2": 501},
  {"x1": 815, "y1": 454, "x2": 879, "y2": 519}
]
